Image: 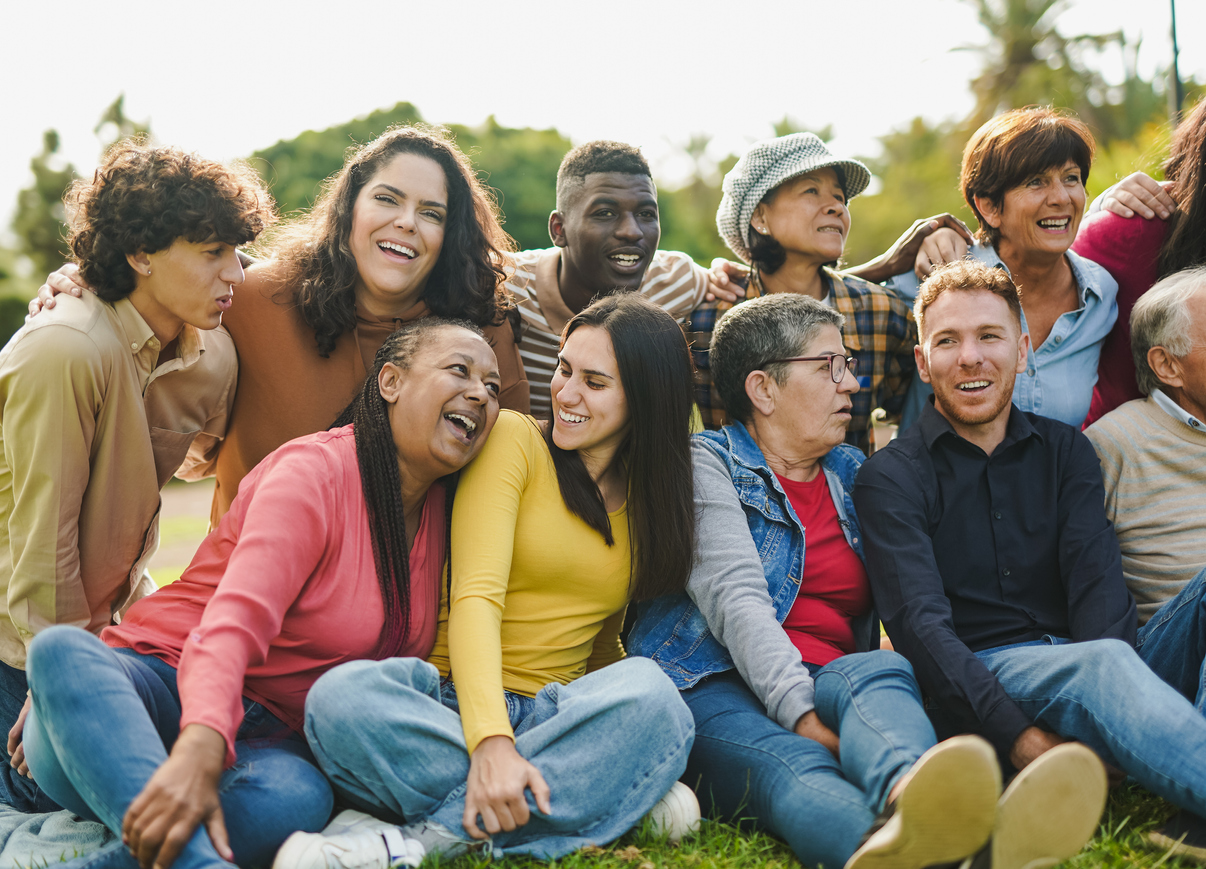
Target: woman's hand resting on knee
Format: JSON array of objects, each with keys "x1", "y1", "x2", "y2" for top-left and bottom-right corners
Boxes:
[
  {"x1": 794, "y1": 711, "x2": 840, "y2": 759},
  {"x1": 464, "y1": 735, "x2": 552, "y2": 840},
  {"x1": 8, "y1": 696, "x2": 32, "y2": 778},
  {"x1": 123, "y1": 724, "x2": 233, "y2": 869}
]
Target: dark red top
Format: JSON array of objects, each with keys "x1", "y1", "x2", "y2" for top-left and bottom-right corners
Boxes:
[
  {"x1": 1072, "y1": 211, "x2": 1168, "y2": 428},
  {"x1": 776, "y1": 472, "x2": 871, "y2": 667}
]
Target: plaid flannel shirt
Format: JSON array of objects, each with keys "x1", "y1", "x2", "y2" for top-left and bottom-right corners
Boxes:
[{"x1": 687, "y1": 266, "x2": 918, "y2": 454}]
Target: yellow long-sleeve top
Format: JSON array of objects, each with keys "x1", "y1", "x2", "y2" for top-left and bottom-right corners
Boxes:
[{"x1": 429, "y1": 410, "x2": 629, "y2": 754}]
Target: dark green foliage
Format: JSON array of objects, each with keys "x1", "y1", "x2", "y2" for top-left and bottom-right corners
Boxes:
[
  {"x1": 9, "y1": 94, "x2": 151, "y2": 284},
  {"x1": 11, "y1": 130, "x2": 76, "y2": 279},
  {"x1": 0, "y1": 297, "x2": 28, "y2": 349},
  {"x1": 250, "y1": 102, "x2": 425, "y2": 216},
  {"x1": 447, "y1": 116, "x2": 572, "y2": 251}
]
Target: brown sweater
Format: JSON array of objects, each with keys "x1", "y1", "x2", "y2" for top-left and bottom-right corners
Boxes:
[{"x1": 212, "y1": 264, "x2": 529, "y2": 525}]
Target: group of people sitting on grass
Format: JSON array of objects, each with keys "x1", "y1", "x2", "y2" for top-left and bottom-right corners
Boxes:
[{"x1": 0, "y1": 95, "x2": 1203, "y2": 869}]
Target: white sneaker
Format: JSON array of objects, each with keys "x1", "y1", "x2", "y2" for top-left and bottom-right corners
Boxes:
[
  {"x1": 643, "y1": 781, "x2": 701, "y2": 843},
  {"x1": 321, "y1": 810, "x2": 397, "y2": 838},
  {"x1": 272, "y1": 825, "x2": 425, "y2": 869}
]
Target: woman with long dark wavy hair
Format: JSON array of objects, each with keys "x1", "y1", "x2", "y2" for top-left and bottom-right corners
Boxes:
[
  {"x1": 21, "y1": 318, "x2": 501, "y2": 869},
  {"x1": 1073, "y1": 95, "x2": 1206, "y2": 424},
  {"x1": 40, "y1": 125, "x2": 529, "y2": 524},
  {"x1": 283, "y1": 294, "x2": 698, "y2": 868}
]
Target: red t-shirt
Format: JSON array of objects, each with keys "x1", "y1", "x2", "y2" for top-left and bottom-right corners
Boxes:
[{"x1": 776, "y1": 472, "x2": 872, "y2": 667}]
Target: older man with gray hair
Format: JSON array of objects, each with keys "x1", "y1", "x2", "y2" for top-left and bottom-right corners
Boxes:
[{"x1": 1085, "y1": 266, "x2": 1206, "y2": 716}]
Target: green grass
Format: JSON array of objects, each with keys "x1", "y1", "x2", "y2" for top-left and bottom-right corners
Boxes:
[
  {"x1": 157, "y1": 514, "x2": 210, "y2": 548},
  {"x1": 150, "y1": 565, "x2": 186, "y2": 587},
  {"x1": 435, "y1": 786, "x2": 1195, "y2": 869}
]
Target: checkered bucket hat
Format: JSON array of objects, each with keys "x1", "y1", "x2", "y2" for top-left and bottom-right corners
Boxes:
[{"x1": 717, "y1": 132, "x2": 871, "y2": 263}]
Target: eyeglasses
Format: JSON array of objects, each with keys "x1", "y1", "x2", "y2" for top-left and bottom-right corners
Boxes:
[{"x1": 760, "y1": 354, "x2": 858, "y2": 384}]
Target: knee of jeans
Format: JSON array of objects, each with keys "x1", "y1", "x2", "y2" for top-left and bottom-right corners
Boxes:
[
  {"x1": 236, "y1": 749, "x2": 334, "y2": 832},
  {"x1": 820, "y1": 650, "x2": 915, "y2": 685},
  {"x1": 618, "y1": 658, "x2": 694, "y2": 739},
  {"x1": 307, "y1": 658, "x2": 438, "y2": 733},
  {"x1": 27, "y1": 626, "x2": 103, "y2": 691},
  {"x1": 1062, "y1": 639, "x2": 1143, "y2": 687}
]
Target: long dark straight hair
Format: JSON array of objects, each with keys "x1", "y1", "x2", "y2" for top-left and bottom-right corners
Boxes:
[
  {"x1": 1160, "y1": 97, "x2": 1206, "y2": 278},
  {"x1": 333, "y1": 316, "x2": 481, "y2": 658},
  {"x1": 543, "y1": 294, "x2": 696, "y2": 602}
]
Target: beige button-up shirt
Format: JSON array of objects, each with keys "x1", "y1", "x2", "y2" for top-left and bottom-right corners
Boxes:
[{"x1": 0, "y1": 292, "x2": 236, "y2": 667}]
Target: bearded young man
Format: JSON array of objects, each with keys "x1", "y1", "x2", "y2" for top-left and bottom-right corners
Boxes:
[{"x1": 853, "y1": 259, "x2": 1206, "y2": 864}]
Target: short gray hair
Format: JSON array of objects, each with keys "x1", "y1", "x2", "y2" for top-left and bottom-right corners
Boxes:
[
  {"x1": 711, "y1": 294, "x2": 845, "y2": 424},
  {"x1": 1131, "y1": 265, "x2": 1206, "y2": 395}
]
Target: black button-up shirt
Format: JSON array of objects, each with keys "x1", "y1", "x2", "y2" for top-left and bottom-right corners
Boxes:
[{"x1": 853, "y1": 403, "x2": 1136, "y2": 754}]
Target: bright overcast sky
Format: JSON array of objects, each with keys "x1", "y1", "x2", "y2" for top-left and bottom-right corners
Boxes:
[{"x1": 2, "y1": 0, "x2": 1202, "y2": 240}]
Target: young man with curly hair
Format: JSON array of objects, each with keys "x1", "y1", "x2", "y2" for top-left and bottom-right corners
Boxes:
[{"x1": 0, "y1": 142, "x2": 273, "y2": 811}]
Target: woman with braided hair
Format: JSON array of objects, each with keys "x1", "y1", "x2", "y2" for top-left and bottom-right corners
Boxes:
[
  {"x1": 20, "y1": 318, "x2": 501, "y2": 869},
  {"x1": 282, "y1": 294, "x2": 697, "y2": 868}
]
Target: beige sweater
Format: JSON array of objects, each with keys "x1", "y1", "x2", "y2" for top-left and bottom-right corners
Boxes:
[{"x1": 1085, "y1": 396, "x2": 1206, "y2": 624}]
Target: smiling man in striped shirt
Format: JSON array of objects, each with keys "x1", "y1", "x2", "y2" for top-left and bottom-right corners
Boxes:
[{"x1": 505, "y1": 141, "x2": 737, "y2": 417}]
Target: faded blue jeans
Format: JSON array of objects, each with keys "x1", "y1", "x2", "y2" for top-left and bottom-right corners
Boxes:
[
  {"x1": 23, "y1": 626, "x2": 333, "y2": 869},
  {"x1": 304, "y1": 656, "x2": 694, "y2": 860},
  {"x1": 680, "y1": 651, "x2": 935, "y2": 869},
  {"x1": 976, "y1": 636, "x2": 1206, "y2": 816},
  {"x1": 1135, "y1": 567, "x2": 1206, "y2": 714}
]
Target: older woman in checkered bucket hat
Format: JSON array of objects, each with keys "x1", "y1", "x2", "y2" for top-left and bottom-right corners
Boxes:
[
  {"x1": 691, "y1": 133, "x2": 920, "y2": 455},
  {"x1": 717, "y1": 132, "x2": 870, "y2": 270}
]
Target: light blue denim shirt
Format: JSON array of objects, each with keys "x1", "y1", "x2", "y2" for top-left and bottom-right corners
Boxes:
[
  {"x1": 887, "y1": 243, "x2": 1118, "y2": 430},
  {"x1": 628, "y1": 422, "x2": 872, "y2": 730}
]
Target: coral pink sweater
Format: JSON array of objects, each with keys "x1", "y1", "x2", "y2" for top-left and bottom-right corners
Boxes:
[{"x1": 104, "y1": 426, "x2": 444, "y2": 765}]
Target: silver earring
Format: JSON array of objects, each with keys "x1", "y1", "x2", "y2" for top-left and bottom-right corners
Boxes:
[
  {"x1": 756, "y1": 226, "x2": 770, "y2": 236},
  {"x1": 146, "y1": 267, "x2": 152, "y2": 276}
]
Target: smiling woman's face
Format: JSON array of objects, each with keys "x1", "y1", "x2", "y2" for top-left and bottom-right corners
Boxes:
[
  {"x1": 752, "y1": 168, "x2": 850, "y2": 264},
  {"x1": 349, "y1": 152, "x2": 449, "y2": 311},
  {"x1": 381, "y1": 326, "x2": 501, "y2": 483},
  {"x1": 976, "y1": 159, "x2": 1086, "y2": 258}
]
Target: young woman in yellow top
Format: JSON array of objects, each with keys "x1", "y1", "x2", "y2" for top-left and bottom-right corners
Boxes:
[{"x1": 280, "y1": 294, "x2": 698, "y2": 867}]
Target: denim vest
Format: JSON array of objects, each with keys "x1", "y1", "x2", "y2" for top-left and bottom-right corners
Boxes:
[{"x1": 628, "y1": 422, "x2": 873, "y2": 688}]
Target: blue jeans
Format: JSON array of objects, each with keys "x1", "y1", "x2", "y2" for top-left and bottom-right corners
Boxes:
[
  {"x1": 976, "y1": 636, "x2": 1206, "y2": 815},
  {"x1": 304, "y1": 656, "x2": 694, "y2": 860},
  {"x1": 23, "y1": 626, "x2": 333, "y2": 869},
  {"x1": 0, "y1": 660, "x2": 61, "y2": 812},
  {"x1": 1135, "y1": 567, "x2": 1206, "y2": 713},
  {"x1": 680, "y1": 651, "x2": 935, "y2": 869}
]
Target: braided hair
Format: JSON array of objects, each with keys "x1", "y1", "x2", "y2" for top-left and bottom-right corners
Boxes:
[{"x1": 334, "y1": 316, "x2": 483, "y2": 658}]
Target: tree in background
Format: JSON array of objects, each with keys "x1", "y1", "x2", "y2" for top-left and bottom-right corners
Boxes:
[
  {"x1": 94, "y1": 94, "x2": 151, "y2": 149},
  {"x1": 9, "y1": 95, "x2": 150, "y2": 287},
  {"x1": 251, "y1": 102, "x2": 424, "y2": 216},
  {"x1": 10, "y1": 130, "x2": 77, "y2": 280}
]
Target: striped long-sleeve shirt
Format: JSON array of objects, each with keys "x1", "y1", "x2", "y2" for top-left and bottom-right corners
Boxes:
[
  {"x1": 505, "y1": 247, "x2": 709, "y2": 417},
  {"x1": 1084, "y1": 394, "x2": 1206, "y2": 625}
]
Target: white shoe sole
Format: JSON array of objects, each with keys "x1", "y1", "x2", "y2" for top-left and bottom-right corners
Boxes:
[
  {"x1": 990, "y1": 742, "x2": 1107, "y2": 869},
  {"x1": 846, "y1": 734, "x2": 1001, "y2": 869},
  {"x1": 645, "y1": 781, "x2": 701, "y2": 843}
]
